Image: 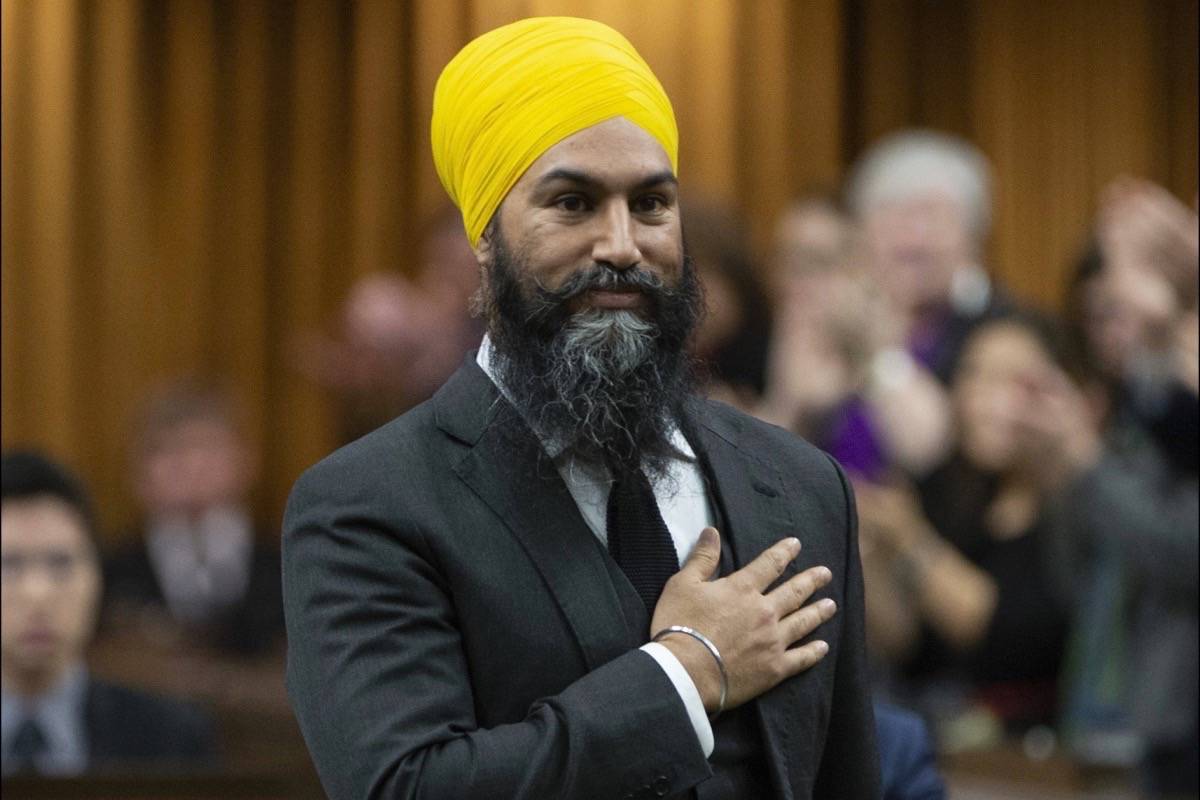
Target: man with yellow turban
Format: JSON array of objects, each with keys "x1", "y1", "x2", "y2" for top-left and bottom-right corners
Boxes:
[{"x1": 284, "y1": 16, "x2": 879, "y2": 800}]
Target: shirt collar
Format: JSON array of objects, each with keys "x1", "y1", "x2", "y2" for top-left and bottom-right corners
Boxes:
[{"x1": 1, "y1": 662, "x2": 88, "y2": 759}]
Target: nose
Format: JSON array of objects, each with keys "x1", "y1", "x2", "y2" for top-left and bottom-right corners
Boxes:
[
  {"x1": 591, "y1": 202, "x2": 642, "y2": 271},
  {"x1": 19, "y1": 565, "x2": 57, "y2": 603}
]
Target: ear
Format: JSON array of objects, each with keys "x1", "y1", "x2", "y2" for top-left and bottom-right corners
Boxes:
[{"x1": 472, "y1": 224, "x2": 494, "y2": 270}]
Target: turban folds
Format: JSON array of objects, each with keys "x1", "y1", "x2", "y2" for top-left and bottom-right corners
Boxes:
[{"x1": 431, "y1": 16, "x2": 679, "y2": 246}]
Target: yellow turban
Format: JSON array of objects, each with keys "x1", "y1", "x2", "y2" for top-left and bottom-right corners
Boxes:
[{"x1": 431, "y1": 16, "x2": 679, "y2": 246}]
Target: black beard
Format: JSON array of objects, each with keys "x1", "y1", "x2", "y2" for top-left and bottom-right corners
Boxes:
[{"x1": 482, "y1": 230, "x2": 702, "y2": 479}]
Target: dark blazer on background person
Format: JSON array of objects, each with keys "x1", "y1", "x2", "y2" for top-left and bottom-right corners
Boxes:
[
  {"x1": 283, "y1": 357, "x2": 879, "y2": 800},
  {"x1": 2, "y1": 678, "x2": 217, "y2": 777},
  {"x1": 104, "y1": 536, "x2": 284, "y2": 656},
  {"x1": 85, "y1": 679, "x2": 218, "y2": 771}
]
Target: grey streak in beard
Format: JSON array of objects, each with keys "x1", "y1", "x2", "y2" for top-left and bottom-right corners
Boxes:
[{"x1": 538, "y1": 309, "x2": 660, "y2": 469}]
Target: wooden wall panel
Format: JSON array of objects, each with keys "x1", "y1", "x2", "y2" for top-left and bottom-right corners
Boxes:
[
  {"x1": 1, "y1": 0, "x2": 27, "y2": 457},
  {"x1": 683, "y1": 0, "x2": 737, "y2": 201},
  {"x1": 414, "y1": 0, "x2": 467, "y2": 224},
  {"x1": 350, "y1": 0, "x2": 407, "y2": 280},
  {"x1": 25, "y1": 0, "x2": 80, "y2": 460},
  {"x1": 215, "y1": 0, "x2": 271, "y2": 484},
  {"x1": 87, "y1": 0, "x2": 149, "y2": 523},
  {"x1": 784, "y1": 1, "x2": 843, "y2": 193},
  {"x1": 1160, "y1": 0, "x2": 1199, "y2": 200},
  {"x1": 272, "y1": 0, "x2": 345, "y2": 520},
  {"x1": 1, "y1": 0, "x2": 1194, "y2": 537},
  {"x1": 853, "y1": 0, "x2": 1196, "y2": 311}
]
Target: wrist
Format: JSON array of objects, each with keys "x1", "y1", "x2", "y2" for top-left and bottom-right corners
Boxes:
[
  {"x1": 654, "y1": 631, "x2": 723, "y2": 714},
  {"x1": 893, "y1": 533, "x2": 942, "y2": 592}
]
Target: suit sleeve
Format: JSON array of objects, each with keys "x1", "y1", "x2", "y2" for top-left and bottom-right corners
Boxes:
[
  {"x1": 814, "y1": 455, "x2": 882, "y2": 798},
  {"x1": 282, "y1": 463, "x2": 712, "y2": 800}
]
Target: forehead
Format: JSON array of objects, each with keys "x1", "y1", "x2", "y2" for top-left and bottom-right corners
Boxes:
[
  {"x1": 515, "y1": 116, "x2": 674, "y2": 189},
  {"x1": 147, "y1": 416, "x2": 239, "y2": 451},
  {"x1": 867, "y1": 190, "x2": 965, "y2": 221},
  {"x1": 1, "y1": 498, "x2": 91, "y2": 552},
  {"x1": 962, "y1": 325, "x2": 1047, "y2": 371}
]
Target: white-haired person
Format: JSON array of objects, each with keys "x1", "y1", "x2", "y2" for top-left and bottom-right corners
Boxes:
[
  {"x1": 761, "y1": 134, "x2": 1016, "y2": 486},
  {"x1": 847, "y1": 129, "x2": 1015, "y2": 386}
]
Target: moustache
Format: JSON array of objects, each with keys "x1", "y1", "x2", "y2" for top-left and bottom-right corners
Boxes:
[{"x1": 529, "y1": 264, "x2": 668, "y2": 317}]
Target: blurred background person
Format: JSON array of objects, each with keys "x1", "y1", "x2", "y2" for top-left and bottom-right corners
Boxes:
[
  {"x1": 856, "y1": 313, "x2": 1084, "y2": 744},
  {"x1": 683, "y1": 198, "x2": 774, "y2": 410},
  {"x1": 295, "y1": 205, "x2": 483, "y2": 443},
  {"x1": 1053, "y1": 178, "x2": 1199, "y2": 798},
  {"x1": 104, "y1": 381, "x2": 283, "y2": 657},
  {"x1": 2, "y1": 450, "x2": 216, "y2": 777},
  {"x1": 758, "y1": 193, "x2": 859, "y2": 436},
  {"x1": 760, "y1": 185, "x2": 956, "y2": 481},
  {"x1": 847, "y1": 129, "x2": 1015, "y2": 385}
]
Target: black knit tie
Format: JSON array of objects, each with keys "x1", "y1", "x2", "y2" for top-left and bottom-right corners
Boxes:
[
  {"x1": 8, "y1": 717, "x2": 47, "y2": 774},
  {"x1": 606, "y1": 467, "x2": 679, "y2": 613}
]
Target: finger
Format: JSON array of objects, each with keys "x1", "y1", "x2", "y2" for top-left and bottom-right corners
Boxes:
[
  {"x1": 767, "y1": 565, "x2": 833, "y2": 616},
  {"x1": 679, "y1": 527, "x2": 722, "y2": 581},
  {"x1": 735, "y1": 537, "x2": 802, "y2": 591},
  {"x1": 780, "y1": 597, "x2": 837, "y2": 645},
  {"x1": 779, "y1": 639, "x2": 830, "y2": 678}
]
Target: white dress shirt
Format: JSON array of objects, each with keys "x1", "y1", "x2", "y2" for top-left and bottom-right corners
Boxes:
[
  {"x1": 146, "y1": 505, "x2": 254, "y2": 624},
  {"x1": 0, "y1": 663, "x2": 89, "y2": 776},
  {"x1": 476, "y1": 337, "x2": 715, "y2": 757}
]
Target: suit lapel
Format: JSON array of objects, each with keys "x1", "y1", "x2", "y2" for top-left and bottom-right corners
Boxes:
[
  {"x1": 684, "y1": 404, "x2": 796, "y2": 571},
  {"x1": 686, "y1": 401, "x2": 815, "y2": 800},
  {"x1": 434, "y1": 359, "x2": 640, "y2": 671}
]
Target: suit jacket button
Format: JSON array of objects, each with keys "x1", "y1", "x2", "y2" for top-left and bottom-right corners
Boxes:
[{"x1": 652, "y1": 776, "x2": 670, "y2": 796}]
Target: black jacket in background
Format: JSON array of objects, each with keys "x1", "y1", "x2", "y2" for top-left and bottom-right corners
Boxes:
[
  {"x1": 85, "y1": 679, "x2": 218, "y2": 771},
  {"x1": 104, "y1": 536, "x2": 284, "y2": 656}
]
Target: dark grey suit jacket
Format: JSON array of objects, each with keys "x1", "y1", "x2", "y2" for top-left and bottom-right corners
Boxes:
[{"x1": 283, "y1": 358, "x2": 879, "y2": 800}]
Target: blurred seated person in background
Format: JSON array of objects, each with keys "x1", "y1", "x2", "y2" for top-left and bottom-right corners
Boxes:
[
  {"x1": 295, "y1": 205, "x2": 484, "y2": 443},
  {"x1": 875, "y1": 700, "x2": 946, "y2": 800},
  {"x1": 105, "y1": 381, "x2": 282, "y2": 656},
  {"x1": 858, "y1": 314, "x2": 1082, "y2": 743},
  {"x1": 1055, "y1": 178, "x2": 1198, "y2": 797},
  {"x1": 682, "y1": 199, "x2": 773, "y2": 410},
  {"x1": 2, "y1": 451, "x2": 216, "y2": 777},
  {"x1": 759, "y1": 192, "x2": 954, "y2": 480}
]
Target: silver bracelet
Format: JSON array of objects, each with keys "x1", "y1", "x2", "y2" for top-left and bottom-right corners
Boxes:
[{"x1": 652, "y1": 625, "x2": 728, "y2": 720}]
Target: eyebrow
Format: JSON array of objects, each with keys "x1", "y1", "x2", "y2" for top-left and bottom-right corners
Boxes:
[{"x1": 535, "y1": 168, "x2": 678, "y2": 193}]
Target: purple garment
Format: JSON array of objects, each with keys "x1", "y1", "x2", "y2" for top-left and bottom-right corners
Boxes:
[
  {"x1": 826, "y1": 318, "x2": 952, "y2": 481},
  {"x1": 826, "y1": 395, "x2": 888, "y2": 482},
  {"x1": 907, "y1": 313, "x2": 949, "y2": 373}
]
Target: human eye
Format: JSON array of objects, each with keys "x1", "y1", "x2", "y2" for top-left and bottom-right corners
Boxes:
[
  {"x1": 553, "y1": 193, "x2": 591, "y2": 214},
  {"x1": 45, "y1": 552, "x2": 79, "y2": 580},
  {"x1": 633, "y1": 194, "x2": 669, "y2": 215},
  {"x1": 1, "y1": 554, "x2": 27, "y2": 579}
]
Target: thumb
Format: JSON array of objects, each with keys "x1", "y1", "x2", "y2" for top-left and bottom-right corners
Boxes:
[{"x1": 682, "y1": 527, "x2": 722, "y2": 580}]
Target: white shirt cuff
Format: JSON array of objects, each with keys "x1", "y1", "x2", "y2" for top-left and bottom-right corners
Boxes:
[{"x1": 640, "y1": 642, "x2": 715, "y2": 758}]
